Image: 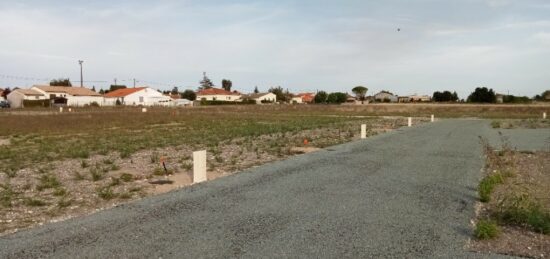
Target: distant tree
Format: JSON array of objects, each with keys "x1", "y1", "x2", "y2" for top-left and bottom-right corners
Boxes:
[
  {"x1": 268, "y1": 86, "x2": 290, "y2": 103},
  {"x1": 109, "y1": 85, "x2": 127, "y2": 92},
  {"x1": 221, "y1": 79, "x2": 232, "y2": 92},
  {"x1": 314, "y1": 91, "x2": 328, "y2": 104},
  {"x1": 199, "y1": 72, "x2": 214, "y2": 90},
  {"x1": 1, "y1": 87, "x2": 11, "y2": 98},
  {"x1": 534, "y1": 90, "x2": 550, "y2": 101},
  {"x1": 351, "y1": 86, "x2": 368, "y2": 103},
  {"x1": 254, "y1": 86, "x2": 259, "y2": 94},
  {"x1": 50, "y1": 78, "x2": 72, "y2": 87},
  {"x1": 327, "y1": 92, "x2": 347, "y2": 104},
  {"x1": 92, "y1": 86, "x2": 96, "y2": 92},
  {"x1": 99, "y1": 89, "x2": 105, "y2": 94},
  {"x1": 467, "y1": 87, "x2": 496, "y2": 103},
  {"x1": 432, "y1": 90, "x2": 457, "y2": 102},
  {"x1": 171, "y1": 87, "x2": 179, "y2": 95},
  {"x1": 181, "y1": 89, "x2": 197, "y2": 101}
]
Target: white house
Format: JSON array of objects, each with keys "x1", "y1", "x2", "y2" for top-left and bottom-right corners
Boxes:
[
  {"x1": 247, "y1": 92, "x2": 277, "y2": 104},
  {"x1": 104, "y1": 87, "x2": 172, "y2": 106},
  {"x1": 6, "y1": 88, "x2": 48, "y2": 108},
  {"x1": 291, "y1": 96, "x2": 303, "y2": 104},
  {"x1": 196, "y1": 88, "x2": 241, "y2": 101},
  {"x1": 32, "y1": 85, "x2": 103, "y2": 106},
  {"x1": 373, "y1": 91, "x2": 398, "y2": 103}
]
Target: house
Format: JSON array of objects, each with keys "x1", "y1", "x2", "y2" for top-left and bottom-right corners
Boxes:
[
  {"x1": 373, "y1": 91, "x2": 398, "y2": 102},
  {"x1": 0, "y1": 88, "x2": 4, "y2": 100},
  {"x1": 408, "y1": 94, "x2": 431, "y2": 102},
  {"x1": 32, "y1": 85, "x2": 103, "y2": 107},
  {"x1": 346, "y1": 94, "x2": 357, "y2": 103},
  {"x1": 104, "y1": 87, "x2": 172, "y2": 106},
  {"x1": 290, "y1": 95, "x2": 303, "y2": 104},
  {"x1": 496, "y1": 94, "x2": 504, "y2": 104},
  {"x1": 246, "y1": 92, "x2": 277, "y2": 104},
  {"x1": 297, "y1": 93, "x2": 315, "y2": 103},
  {"x1": 6, "y1": 88, "x2": 48, "y2": 108},
  {"x1": 196, "y1": 88, "x2": 241, "y2": 102},
  {"x1": 398, "y1": 96, "x2": 411, "y2": 103}
]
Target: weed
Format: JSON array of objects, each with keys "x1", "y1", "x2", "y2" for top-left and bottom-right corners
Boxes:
[
  {"x1": 57, "y1": 198, "x2": 73, "y2": 208},
  {"x1": 25, "y1": 198, "x2": 48, "y2": 207},
  {"x1": 119, "y1": 192, "x2": 132, "y2": 199},
  {"x1": 80, "y1": 160, "x2": 89, "y2": 168},
  {"x1": 102, "y1": 158, "x2": 114, "y2": 165},
  {"x1": 110, "y1": 177, "x2": 121, "y2": 187},
  {"x1": 110, "y1": 164, "x2": 121, "y2": 171},
  {"x1": 53, "y1": 187, "x2": 67, "y2": 197},
  {"x1": 150, "y1": 152, "x2": 160, "y2": 164},
  {"x1": 73, "y1": 171, "x2": 85, "y2": 181},
  {"x1": 491, "y1": 120, "x2": 501, "y2": 128},
  {"x1": 496, "y1": 193, "x2": 550, "y2": 234},
  {"x1": 120, "y1": 173, "x2": 134, "y2": 182},
  {"x1": 180, "y1": 162, "x2": 193, "y2": 170},
  {"x1": 478, "y1": 173, "x2": 504, "y2": 202},
  {"x1": 0, "y1": 184, "x2": 15, "y2": 207},
  {"x1": 90, "y1": 168, "x2": 105, "y2": 181},
  {"x1": 475, "y1": 220, "x2": 500, "y2": 239},
  {"x1": 4, "y1": 168, "x2": 17, "y2": 178},
  {"x1": 97, "y1": 186, "x2": 116, "y2": 200},
  {"x1": 36, "y1": 174, "x2": 61, "y2": 191},
  {"x1": 129, "y1": 187, "x2": 142, "y2": 193},
  {"x1": 153, "y1": 167, "x2": 166, "y2": 176}
]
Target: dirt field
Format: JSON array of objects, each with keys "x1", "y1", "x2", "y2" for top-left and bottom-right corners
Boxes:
[{"x1": 0, "y1": 105, "x2": 429, "y2": 235}]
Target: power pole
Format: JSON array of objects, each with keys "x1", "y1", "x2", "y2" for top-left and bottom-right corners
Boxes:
[
  {"x1": 133, "y1": 78, "x2": 136, "y2": 88},
  {"x1": 114, "y1": 78, "x2": 117, "y2": 86},
  {"x1": 78, "y1": 60, "x2": 84, "y2": 87}
]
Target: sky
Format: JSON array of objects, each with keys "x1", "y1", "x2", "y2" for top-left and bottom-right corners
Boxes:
[{"x1": 0, "y1": 0, "x2": 549, "y2": 99}]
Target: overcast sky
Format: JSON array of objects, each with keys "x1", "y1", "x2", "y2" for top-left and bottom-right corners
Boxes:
[{"x1": 0, "y1": 0, "x2": 549, "y2": 98}]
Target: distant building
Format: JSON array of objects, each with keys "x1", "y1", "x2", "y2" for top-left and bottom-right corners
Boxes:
[
  {"x1": 297, "y1": 93, "x2": 315, "y2": 103},
  {"x1": 373, "y1": 91, "x2": 398, "y2": 103},
  {"x1": 104, "y1": 87, "x2": 172, "y2": 106},
  {"x1": 32, "y1": 85, "x2": 103, "y2": 107},
  {"x1": 496, "y1": 94, "x2": 504, "y2": 103},
  {"x1": 196, "y1": 88, "x2": 241, "y2": 102},
  {"x1": 245, "y1": 92, "x2": 277, "y2": 104},
  {"x1": 6, "y1": 88, "x2": 48, "y2": 108}
]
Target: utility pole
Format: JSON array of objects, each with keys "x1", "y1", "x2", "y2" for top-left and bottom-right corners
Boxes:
[
  {"x1": 114, "y1": 78, "x2": 117, "y2": 86},
  {"x1": 78, "y1": 60, "x2": 84, "y2": 87},
  {"x1": 133, "y1": 78, "x2": 136, "y2": 88}
]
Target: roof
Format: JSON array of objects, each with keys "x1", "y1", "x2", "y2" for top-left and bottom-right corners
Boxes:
[
  {"x1": 197, "y1": 88, "x2": 240, "y2": 96},
  {"x1": 104, "y1": 87, "x2": 147, "y2": 98},
  {"x1": 34, "y1": 85, "x2": 101, "y2": 96},
  {"x1": 13, "y1": 88, "x2": 44, "y2": 96}
]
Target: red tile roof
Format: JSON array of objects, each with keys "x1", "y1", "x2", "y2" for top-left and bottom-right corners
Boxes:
[
  {"x1": 197, "y1": 88, "x2": 240, "y2": 96},
  {"x1": 104, "y1": 87, "x2": 147, "y2": 98}
]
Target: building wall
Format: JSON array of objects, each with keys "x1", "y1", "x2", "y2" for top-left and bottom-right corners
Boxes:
[
  {"x1": 6, "y1": 92, "x2": 47, "y2": 108},
  {"x1": 291, "y1": 97, "x2": 303, "y2": 104},
  {"x1": 105, "y1": 88, "x2": 172, "y2": 106},
  {"x1": 374, "y1": 93, "x2": 398, "y2": 102},
  {"x1": 197, "y1": 94, "x2": 241, "y2": 101},
  {"x1": 254, "y1": 93, "x2": 277, "y2": 103}
]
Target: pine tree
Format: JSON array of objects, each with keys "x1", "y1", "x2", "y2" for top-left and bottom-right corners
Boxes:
[
  {"x1": 92, "y1": 86, "x2": 96, "y2": 92},
  {"x1": 254, "y1": 86, "x2": 259, "y2": 94},
  {"x1": 199, "y1": 72, "x2": 214, "y2": 90},
  {"x1": 221, "y1": 79, "x2": 232, "y2": 91}
]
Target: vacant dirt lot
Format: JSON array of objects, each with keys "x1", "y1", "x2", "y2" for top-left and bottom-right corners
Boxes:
[{"x1": 0, "y1": 105, "x2": 425, "y2": 235}]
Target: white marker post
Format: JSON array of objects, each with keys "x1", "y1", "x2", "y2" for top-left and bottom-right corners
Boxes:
[
  {"x1": 59, "y1": 107, "x2": 63, "y2": 113},
  {"x1": 431, "y1": 114, "x2": 434, "y2": 122},
  {"x1": 193, "y1": 150, "x2": 207, "y2": 183},
  {"x1": 544, "y1": 112, "x2": 547, "y2": 119},
  {"x1": 361, "y1": 124, "x2": 366, "y2": 139},
  {"x1": 408, "y1": 117, "x2": 412, "y2": 127},
  {"x1": 142, "y1": 107, "x2": 147, "y2": 113},
  {"x1": 68, "y1": 108, "x2": 72, "y2": 112}
]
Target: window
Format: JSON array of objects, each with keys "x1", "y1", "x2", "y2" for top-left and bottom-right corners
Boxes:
[{"x1": 139, "y1": 96, "x2": 144, "y2": 103}]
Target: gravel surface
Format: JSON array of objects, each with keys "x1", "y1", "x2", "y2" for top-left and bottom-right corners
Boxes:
[
  {"x1": 0, "y1": 120, "x2": 518, "y2": 258},
  {"x1": 487, "y1": 128, "x2": 550, "y2": 152}
]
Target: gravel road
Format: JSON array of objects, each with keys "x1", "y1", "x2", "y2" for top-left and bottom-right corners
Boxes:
[{"x1": 0, "y1": 119, "x2": 521, "y2": 258}]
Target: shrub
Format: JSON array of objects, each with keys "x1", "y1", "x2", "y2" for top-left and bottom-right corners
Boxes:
[
  {"x1": 496, "y1": 194, "x2": 550, "y2": 234},
  {"x1": 475, "y1": 220, "x2": 499, "y2": 239},
  {"x1": 491, "y1": 121, "x2": 501, "y2": 129},
  {"x1": 90, "y1": 168, "x2": 105, "y2": 181},
  {"x1": 80, "y1": 160, "x2": 89, "y2": 168},
  {"x1": 120, "y1": 173, "x2": 134, "y2": 182},
  {"x1": 97, "y1": 186, "x2": 116, "y2": 200},
  {"x1": 25, "y1": 198, "x2": 48, "y2": 207},
  {"x1": 36, "y1": 174, "x2": 61, "y2": 191}
]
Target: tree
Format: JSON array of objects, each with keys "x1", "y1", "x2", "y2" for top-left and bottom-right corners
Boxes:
[
  {"x1": 268, "y1": 86, "x2": 290, "y2": 103},
  {"x1": 314, "y1": 91, "x2": 328, "y2": 104},
  {"x1": 50, "y1": 78, "x2": 72, "y2": 86},
  {"x1": 351, "y1": 86, "x2": 368, "y2": 103},
  {"x1": 110, "y1": 85, "x2": 127, "y2": 92},
  {"x1": 171, "y1": 87, "x2": 179, "y2": 95},
  {"x1": 254, "y1": 86, "x2": 259, "y2": 94},
  {"x1": 327, "y1": 92, "x2": 347, "y2": 104},
  {"x1": 181, "y1": 89, "x2": 197, "y2": 101},
  {"x1": 467, "y1": 87, "x2": 496, "y2": 103},
  {"x1": 99, "y1": 89, "x2": 105, "y2": 94},
  {"x1": 1, "y1": 87, "x2": 11, "y2": 98},
  {"x1": 221, "y1": 79, "x2": 232, "y2": 92},
  {"x1": 433, "y1": 90, "x2": 459, "y2": 102},
  {"x1": 92, "y1": 86, "x2": 96, "y2": 92},
  {"x1": 199, "y1": 72, "x2": 214, "y2": 90}
]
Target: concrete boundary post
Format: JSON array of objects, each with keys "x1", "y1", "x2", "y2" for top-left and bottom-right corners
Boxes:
[
  {"x1": 193, "y1": 150, "x2": 207, "y2": 183},
  {"x1": 408, "y1": 117, "x2": 412, "y2": 127},
  {"x1": 431, "y1": 114, "x2": 434, "y2": 122},
  {"x1": 59, "y1": 107, "x2": 63, "y2": 113},
  {"x1": 544, "y1": 112, "x2": 547, "y2": 119},
  {"x1": 142, "y1": 108, "x2": 147, "y2": 113},
  {"x1": 361, "y1": 124, "x2": 366, "y2": 139}
]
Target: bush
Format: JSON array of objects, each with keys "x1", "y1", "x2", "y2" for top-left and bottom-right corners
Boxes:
[
  {"x1": 22, "y1": 99, "x2": 50, "y2": 108},
  {"x1": 97, "y1": 186, "x2": 116, "y2": 200},
  {"x1": 478, "y1": 174, "x2": 504, "y2": 202},
  {"x1": 475, "y1": 220, "x2": 500, "y2": 239},
  {"x1": 496, "y1": 194, "x2": 550, "y2": 234}
]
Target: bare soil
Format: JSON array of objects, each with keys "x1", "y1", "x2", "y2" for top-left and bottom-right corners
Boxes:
[{"x1": 0, "y1": 118, "x2": 414, "y2": 235}]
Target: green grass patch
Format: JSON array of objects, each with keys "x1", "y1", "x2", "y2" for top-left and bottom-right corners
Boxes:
[
  {"x1": 478, "y1": 173, "x2": 504, "y2": 202},
  {"x1": 36, "y1": 174, "x2": 61, "y2": 191},
  {"x1": 97, "y1": 186, "x2": 116, "y2": 200},
  {"x1": 475, "y1": 220, "x2": 500, "y2": 239},
  {"x1": 24, "y1": 198, "x2": 48, "y2": 207}
]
